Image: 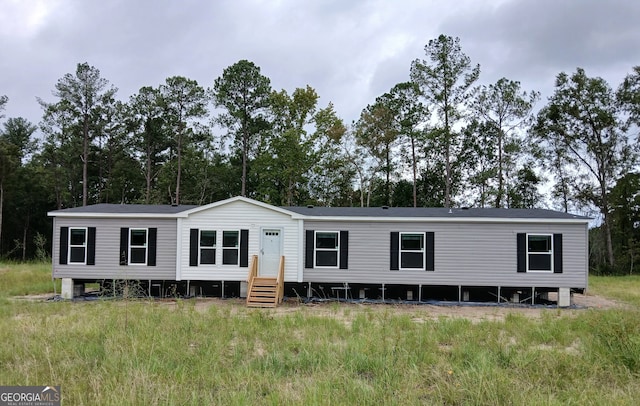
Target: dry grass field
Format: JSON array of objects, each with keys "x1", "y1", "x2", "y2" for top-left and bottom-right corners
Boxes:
[{"x1": 1, "y1": 262, "x2": 639, "y2": 405}]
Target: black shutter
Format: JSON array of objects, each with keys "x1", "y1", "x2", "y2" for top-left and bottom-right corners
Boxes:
[
  {"x1": 147, "y1": 228, "x2": 157, "y2": 266},
  {"x1": 305, "y1": 230, "x2": 314, "y2": 269},
  {"x1": 120, "y1": 228, "x2": 129, "y2": 265},
  {"x1": 339, "y1": 230, "x2": 349, "y2": 269},
  {"x1": 390, "y1": 232, "x2": 399, "y2": 270},
  {"x1": 425, "y1": 232, "x2": 435, "y2": 271},
  {"x1": 87, "y1": 227, "x2": 96, "y2": 265},
  {"x1": 189, "y1": 229, "x2": 199, "y2": 266},
  {"x1": 553, "y1": 234, "x2": 563, "y2": 273},
  {"x1": 517, "y1": 233, "x2": 526, "y2": 273},
  {"x1": 59, "y1": 227, "x2": 69, "y2": 265},
  {"x1": 240, "y1": 229, "x2": 249, "y2": 267}
]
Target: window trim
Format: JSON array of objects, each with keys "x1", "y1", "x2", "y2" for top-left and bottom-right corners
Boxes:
[
  {"x1": 199, "y1": 230, "x2": 217, "y2": 265},
  {"x1": 526, "y1": 233, "x2": 553, "y2": 273},
  {"x1": 314, "y1": 230, "x2": 340, "y2": 268},
  {"x1": 129, "y1": 228, "x2": 148, "y2": 266},
  {"x1": 222, "y1": 230, "x2": 240, "y2": 266},
  {"x1": 399, "y1": 232, "x2": 425, "y2": 271},
  {"x1": 68, "y1": 227, "x2": 88, "y2": 265}
]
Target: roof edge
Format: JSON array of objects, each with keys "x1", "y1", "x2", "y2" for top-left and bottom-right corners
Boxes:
[
  {"x1": 298, "y1": 215, "x2": 591, "y2": 224},
  {"x1": 47, "y1": 212, "x2": 188, "y2": 218},
  {"x1": 47, "y1": 199, "x2": 592, "y2": 223},
  {"x1": 178, "y1": 196, "x2": 304, "y2": 218}
]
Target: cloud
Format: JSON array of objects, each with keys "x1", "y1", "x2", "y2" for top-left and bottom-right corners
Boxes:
[
  {"x1": 442, "y1": 0, "x2": 640, "y2": 88},
  {"x1": 1, "y1": 0, "x2": 638, "y2": 132}
]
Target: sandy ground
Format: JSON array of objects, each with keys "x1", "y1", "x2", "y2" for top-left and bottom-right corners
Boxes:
[
  {"x1": 12, "y1": 291, "x2": 626, "y2": 323},
  {"x1": 149, "y1": 291, "x2": 628, "y2": 323},
  {"x1": 242, "y1": 292, "x2": 625, "y2": 323}
]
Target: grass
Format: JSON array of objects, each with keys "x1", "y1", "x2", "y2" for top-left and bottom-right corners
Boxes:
[
  {"x1": 589, "y1": 274, "x2": 640, "y2": 306},
  {"x1": 0, "y1": 261, "x2": 60, "y2": 297},
  {"x1": 1, "y1": 262, "x2": 639, "y2": 404}
]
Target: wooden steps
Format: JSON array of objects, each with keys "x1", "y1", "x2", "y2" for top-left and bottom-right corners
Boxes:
[
  {"x1": 247, "y1": 277, "x2": 278, "y2": 307},
  {"x1": 246, "y1": 255, "x2": 285, "y2": 308}
]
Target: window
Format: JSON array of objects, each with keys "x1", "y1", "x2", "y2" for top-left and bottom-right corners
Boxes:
[
  {"x1": 129, "y1": 228, "x2": 148, "y2": 265},
  {"x1": 527, "y1": 234, "x2": 553, "y2": 272},
  {"x1": 222, "y1": 231, "x2": 239, "y2": 265},
  {"x1": 189, "y1": 229, "x2": 248, "y2": 267},
  {"x1": 315, "y1": 231, "x2": 339, "y2": 267},
  {"x1": 400, "y1": 232, "x2": 425, "y2": 270},
  {"x1": 60, "y1": 227, "x2": 95, "y2": 265},
  {"x1": 119, "y1": 227, "x2": 156, "y2": 266},
  {"x1": 305, "y1": 230, "x2": 348, "y2": 269},
  {"x1": 69, "y1": 227, "x2": 87, "y2": 264},
  {"x1": 200, "y1": 230, "x2": 216, "y2": 265},
  {"x1": 391, "y1": 231, "x2": 434, "y2": 271},
  {"x1": 517, "y1": 233, "x2": 559, "y2": 273}
]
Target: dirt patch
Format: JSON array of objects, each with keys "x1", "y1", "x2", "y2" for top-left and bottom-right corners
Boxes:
[
  {"x1": 12, "y1": 291, "x2": 626, "y2": 323},
  {"x1": 571, "y1": 291, "x2": 622, "y2": 309},
  {"x1": 10, "y1": 293, "x2": 58, "y2": 301},
  {"x1": 184, "y1": 291, "x2": 627, "y2": 323}
]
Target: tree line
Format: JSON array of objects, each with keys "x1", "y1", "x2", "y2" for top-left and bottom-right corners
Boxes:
[{"x1": 1, "y1": 35, "x2": 639, "y2": 274}]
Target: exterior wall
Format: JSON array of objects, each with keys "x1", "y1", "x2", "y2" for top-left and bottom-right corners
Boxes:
[
  {"x1": 179, "y1": 200, "x2": 301, "y2": 282},
  {"x1": 303, "y1": 220, "x2": 588, "y2": 289},
  {"x1": 52, "y1": 217, "x2": 178, "y2": 280}
]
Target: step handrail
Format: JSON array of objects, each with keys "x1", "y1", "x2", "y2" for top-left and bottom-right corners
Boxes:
[
  {"x1": 246, "y1": 255, "x2": 258, "y2": 305},
  {"x1": 276, "y1": 256, "x2": 285, "y2": 304}
]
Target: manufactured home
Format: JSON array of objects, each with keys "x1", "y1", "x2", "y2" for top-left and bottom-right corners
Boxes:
[{"x1": 49, "y1": 196, "x2": 590, "y2": 307}]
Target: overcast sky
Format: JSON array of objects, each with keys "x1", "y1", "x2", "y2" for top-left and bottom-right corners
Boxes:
[{"x1": 1, "y1": 0, "x2": 639, "y2": 135}]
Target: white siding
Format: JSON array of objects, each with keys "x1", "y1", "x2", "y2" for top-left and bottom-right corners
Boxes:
[
  {"x1": 303, "y1": 220, "x2": 588, "y2": 289},
  {"x1": 179, "y1": 200, "x2": 301, "y2": 282},
  {"x1": 52, "y1": 217, "x2": 178, "y2": 280}
]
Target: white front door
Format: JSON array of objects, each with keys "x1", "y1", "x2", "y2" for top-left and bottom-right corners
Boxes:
[{"x1": 260, "y1": 228, "x2": 282, "y2": 277}]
